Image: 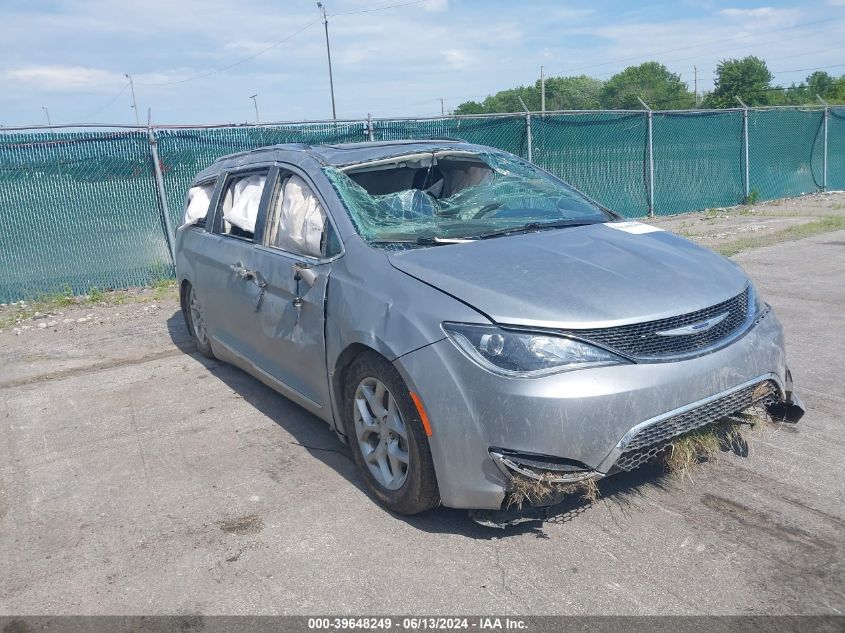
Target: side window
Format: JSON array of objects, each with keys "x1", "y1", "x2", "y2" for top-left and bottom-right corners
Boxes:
[
  {"x1": 266, "y1": 172, "x2": 339, "y2": 258},
  {"x1": 214, "y1": 170, "x2": 269, "y2": 241},
  {"x1": 183, "y1": 180, "x2": 216, "y2": 226}
]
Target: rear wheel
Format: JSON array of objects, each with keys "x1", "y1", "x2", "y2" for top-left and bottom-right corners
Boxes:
[
  {"x1": 183, "y1": 282, "x2": 214, "y2": 359},
  {"x1": 343, "y1": 352, "x2": 439, "y2": 514}
]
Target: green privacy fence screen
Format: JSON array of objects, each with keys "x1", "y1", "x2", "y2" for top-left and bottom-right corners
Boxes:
[
  {"x1": 0, "y1": 131, "x2": 170, "y2": 301},
  {"x1": 0, "y1": 106, "x2": 841, "y2": 301}
]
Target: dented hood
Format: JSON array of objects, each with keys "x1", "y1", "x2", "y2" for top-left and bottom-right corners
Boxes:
[{"x1": 387, "y1": 223, "x2": 749, "y2": 328}]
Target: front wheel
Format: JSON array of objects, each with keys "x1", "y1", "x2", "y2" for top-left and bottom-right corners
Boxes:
[{"x1": 343, "y1": 352, "x2": 439, "y2": 514}]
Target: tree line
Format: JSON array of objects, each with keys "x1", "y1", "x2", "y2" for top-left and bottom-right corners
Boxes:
[{"x1": 454, "y1": 57, "x2": 843, "y2": 114}]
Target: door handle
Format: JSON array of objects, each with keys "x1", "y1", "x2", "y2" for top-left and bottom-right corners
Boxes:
[
  {"x1": 231, "y1": 263, "x2": 267, "y2": 311},
  {"x1": 230, "y1": 262, "x2": 248, "y2": 278},
  {"x1": 230, "y1": 262, "x2": 261, "y2": 283}
]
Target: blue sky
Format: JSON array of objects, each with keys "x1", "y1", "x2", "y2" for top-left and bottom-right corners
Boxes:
[{"x1": 1, "y1": 0, "x2": 843, "y2": 126}]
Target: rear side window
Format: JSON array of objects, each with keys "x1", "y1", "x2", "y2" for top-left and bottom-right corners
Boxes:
[
  {"x1": 183, "y1": 181, "x2": 216, "y2": 226},
  {"x1": 214, "y1": 170, "x2": 269, "y2": 242}
]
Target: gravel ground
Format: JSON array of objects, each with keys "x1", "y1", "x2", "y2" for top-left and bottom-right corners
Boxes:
[
  {"x1": 0, "y1": 205, "x2": 843, "y2": 615},
  {"x1": 649, "y1": 190, "x2": 845, "y2": 249}
]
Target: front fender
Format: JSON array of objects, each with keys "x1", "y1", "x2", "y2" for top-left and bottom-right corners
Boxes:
[{"x1": 324, "y1": 238, "x2": 487, "y2": 435}]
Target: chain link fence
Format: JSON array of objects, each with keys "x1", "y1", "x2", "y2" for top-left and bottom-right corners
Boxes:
[{"x1": 1, "y1": 106, "x2": 841, "y2": 301}]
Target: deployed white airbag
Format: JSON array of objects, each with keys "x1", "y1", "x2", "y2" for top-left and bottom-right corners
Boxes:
[
  {"x1": 183, "y1": 183, "x2": 215, "y2": 225},
  {"x1": 273, "y1": 176, "x2": 326, "y2": 257},
  {"x1": 225, "y1": 174, "x2": 266, "y2": 234}
]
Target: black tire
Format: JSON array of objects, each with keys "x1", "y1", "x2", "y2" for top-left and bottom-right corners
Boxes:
[
  {"x1": 343, "y1": 352, "x2": 439, "y2": 514},
  {"x1": 182, "y1": 281, "x2": 215, "y2": 359}
]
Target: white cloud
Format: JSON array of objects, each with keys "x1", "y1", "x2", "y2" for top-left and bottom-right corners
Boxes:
[
  {"x1": 443, "y1": 49, "x2": 472, "y2": 69},
  {"x1": 422, "y1": 0, "x2": 448, "y2": 11},
  {"x1": 0, "y1": 0, "x2": 841, "y2": 125},
  {"x1": 718, "y1": 7, "x2": 800, "y2": 20},
  {"x1": 719, "y1": 7, "x2": 778, "y2": 18},
  {"x1": 1, "y1": 66, "x2": 124, "y2": 92}
]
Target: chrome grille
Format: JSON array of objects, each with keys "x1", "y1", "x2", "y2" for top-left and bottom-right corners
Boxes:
[
  {"x1": 562, "y1": 287, "x2": 750, "y2": 360},
  {"x1": 614, "y1": 379, "x2": 778, "y2": 471}
]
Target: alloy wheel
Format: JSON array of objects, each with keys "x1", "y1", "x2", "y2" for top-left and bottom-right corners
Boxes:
[{"x1": 353, "y1": 377, "x2": 410, "y2": 490}]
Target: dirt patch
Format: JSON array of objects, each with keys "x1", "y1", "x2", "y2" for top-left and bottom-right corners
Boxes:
[
  {"x1": 701, "y1": 494, "x2": 836, "y2": 553},
  {"x1": 0, "y1": 281, "x2": 179, "y2": 334},
  {"x1": 0, "y1": 348, "x2": 185, "y2": 390},
  {"x1": 218, "y1": 514, "x2": 264, "y2": 535},
  {"x1": 650, "y1": 190, "x2": 845, "y2": 252}
]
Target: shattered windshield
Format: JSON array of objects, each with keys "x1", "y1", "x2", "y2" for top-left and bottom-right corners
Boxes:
[{"x1": 323, "y1": 151, "x2": 612, "y2": 247}]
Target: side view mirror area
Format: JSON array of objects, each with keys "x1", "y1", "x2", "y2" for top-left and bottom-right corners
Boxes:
[{"x1": 294, "y1": 263, "x2": 318, "y2": 288}]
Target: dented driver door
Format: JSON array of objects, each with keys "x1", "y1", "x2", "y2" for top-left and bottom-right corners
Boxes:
[{"x1": 232, "y1": 167, "x2": 338, "y2": 412}]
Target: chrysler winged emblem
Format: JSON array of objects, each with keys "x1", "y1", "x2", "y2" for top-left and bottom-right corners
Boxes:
[{"x1": 657, "y1": 311, "x2": 729, "y2": 336}]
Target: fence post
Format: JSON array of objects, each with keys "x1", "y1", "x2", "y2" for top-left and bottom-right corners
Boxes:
[
  {"x1": 367, "y1": 113, "x2": 375, "y2": 142},
  {"x1": 147, "y1": 124, "x2": 176, "y2": 266},
  {"x1": 517, "y1": 97, "x2": 533, "y2": 162},
  {"x1": 817, "y1": 95, "x2": 829, "y2": 191},
  {"x1": 736, "y1": 96, "x2": 750, "y2": 201},
  {"x1": 638, "y1": 98, "x2": 655, "y2": 218}
]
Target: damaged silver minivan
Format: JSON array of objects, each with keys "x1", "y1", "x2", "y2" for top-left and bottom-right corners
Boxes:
[{"x1": 175, "y1": 140, "x2": 804, "y2": 515}]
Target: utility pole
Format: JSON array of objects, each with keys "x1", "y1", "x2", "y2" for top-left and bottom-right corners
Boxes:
[
  {"x1": 439, "y1": 98, "x2": 445, "y2": 116},
  {"x1": 317, "y1": 2, "x2": 337, "y2": 120},
  {"x1": 693, "y1": 65, "x2": 698, "y2": 107},
  {"x1": 41, "y1": 106, "x2": 52, "y2": 126},
  {"x1": 125, "y1": 74, "x2": 140, "y2": 125},
  {"x1": 540, "y1": 65, "x2": 545, "y2": 114},
  {"x1": 250, "y1": 94, "x2": 260, "y2": 124}
]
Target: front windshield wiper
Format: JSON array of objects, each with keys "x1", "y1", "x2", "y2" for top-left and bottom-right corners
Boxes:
[
  {"x1": 475, "y1": 219, "x2": 597, "y2": 240},
  {"x1": 370, "y1": 236, "x2": 476, "y2": 247}
]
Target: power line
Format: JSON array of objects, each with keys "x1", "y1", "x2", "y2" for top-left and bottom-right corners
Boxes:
[
  {"x1": 137, "y1": 20, "x2": 318, "y2": 86},
  {"x1": 80, "y1": 82, "x2": 130, "y2": 120},
  {"x1": 545, "y1": 16, "x2": 841, "y2": 78},
  {"x1": 334, "y1": 0, "x2": 430, "y2": 16},
  {"x1": 686, "y1": 47, "x2": 844, "y2": 80},
  {"x1": 134, "y1": 0, "x2": 432, "y2": 88},
  {"x1": 633, "y1": 30, "x2": 842, "y2": 80},
  {"x1": 772, "y1": 62, "x2": 845, "y2": 74}
]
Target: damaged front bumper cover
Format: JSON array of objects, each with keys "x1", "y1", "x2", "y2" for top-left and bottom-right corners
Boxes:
[
  {"x1": 490, "y1": 448, "x2": 602, "y2": 485},
  {"x1": 473, "y1": 374, "x2": 804, "y2": 528},
  {"x1": 398, "y1": 309, "x2": 797, "y2": 513},
  {"x1": 765, "y1": 368, "x2": 805, "y2": 423}
]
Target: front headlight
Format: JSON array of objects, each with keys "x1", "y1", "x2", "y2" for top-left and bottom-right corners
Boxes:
[{"x1": 442, "y1": 322, "x2": 629, "y2": 377}]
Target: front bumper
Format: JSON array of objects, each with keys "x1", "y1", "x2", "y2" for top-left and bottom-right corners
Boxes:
[{"x1": 396, "y1": 309, "x2": 794, "y2": 510}]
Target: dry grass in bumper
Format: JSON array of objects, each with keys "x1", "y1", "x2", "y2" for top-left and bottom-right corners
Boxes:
[{"x1": 503, "y1": 408, "x2": 775, "y2": 512}]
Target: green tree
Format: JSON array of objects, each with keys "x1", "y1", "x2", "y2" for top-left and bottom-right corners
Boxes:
[
  {"x1": 453, "y1": 100, "x2": 485, "y2": 114},
  {"x1": 537, "y1": 75, "x2": 604, "y2": 110},
  {"x1": 705, "y1": 56, "x2": 773, "y2": 108},
  {"x1": 454, "y1": 85, "x2": 538, "y2": 115},
  {"x1": 453, "y1": 75, "x2": 604, "y2": 114},
  {"x1": 806, "y1": 71, "x2": 837, "y2": 100},
  {"x1": 832, "y1": 76, "x2": 845, "y2": 103},
  {"x1": 599, "y1": 62, "x2": 693, "y2": 109}
]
